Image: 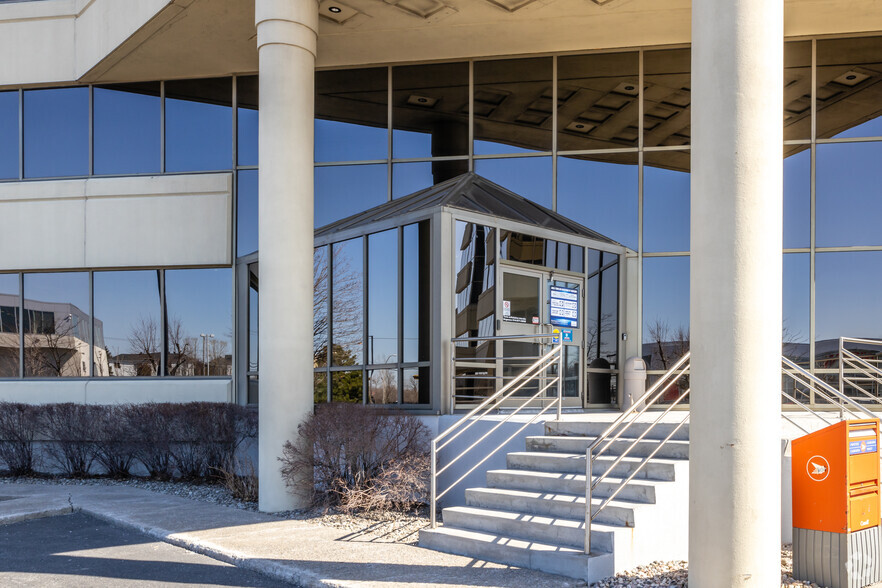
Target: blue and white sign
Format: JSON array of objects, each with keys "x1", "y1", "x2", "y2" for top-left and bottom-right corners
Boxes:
[
  {"x1": 550, "y1": 285, "x2": 579, "y2": 328},
  {"x1": 850, "y1": 438, "x2": 878, "y2": 455},
  {"x1": 562, "y1": 329, "x2": 573, "y2": 342}
]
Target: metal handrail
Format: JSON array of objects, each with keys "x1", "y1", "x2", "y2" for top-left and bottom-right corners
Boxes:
[
  {"x1": 839, "y1": 337, "x2": 882, "y2": 409},
  {"x1": 431, "y1": 334, "x2": 564, "y2": 528},
  {"x1": 783, "y1": 355, "x2": 876, "y2": 420},
  {"x1": 583, "y1": 352, "x2": 690, "y2": 554}
]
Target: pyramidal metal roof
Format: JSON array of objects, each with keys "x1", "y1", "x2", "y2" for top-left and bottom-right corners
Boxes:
[{"x1": 314, "y1": 172, "x2": 620, "y2": 245}]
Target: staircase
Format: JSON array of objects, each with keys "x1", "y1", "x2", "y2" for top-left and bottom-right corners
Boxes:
[{"x1": 419, "y1": 418, "x2": 690, "y2": 583}]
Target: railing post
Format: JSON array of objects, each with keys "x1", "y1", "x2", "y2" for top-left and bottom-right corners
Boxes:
[
  {"x1": 585, "y1": 447, "x2": 592, "y2": 554},
  {"x1": 557, "y1": 339, "x2": 564, "y2": 421},
  {"x1": 430, "y1": 438, "x2": 437, "y2": 528}
]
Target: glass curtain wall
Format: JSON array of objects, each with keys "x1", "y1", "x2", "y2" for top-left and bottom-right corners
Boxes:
[{"x1": 313, "y1": 221, "x2": 431, "y2": 405}]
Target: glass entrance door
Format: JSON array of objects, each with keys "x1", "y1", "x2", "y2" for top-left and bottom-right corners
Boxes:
[{"x1": 497, "y1": 266, "x2": 584, "y2": 405}]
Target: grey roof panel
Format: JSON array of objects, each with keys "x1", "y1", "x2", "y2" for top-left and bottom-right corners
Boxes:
[{"x1": 314, "y1": 172, "x2": 620, "y2": 245}]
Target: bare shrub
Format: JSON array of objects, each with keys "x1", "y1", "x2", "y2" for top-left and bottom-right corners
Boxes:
[
  {"x1": 0, "y1": 403, "x2": 41, "y2": 475},
  {"x1": 93, "y1": 405, "x2": 137, "y2": 478},
  {"x1": 214, "y1": 458, "x2": 258, "y2": 503},
  {"x1": 128, "y1": 403, "x2": 177, "y2": 480},
  {"x1": 279, "y1": 403, "x2": 431, "y2": 512},
  {"x1": 172, "y1": 403, "x2": 258, "y2": 481},
  {"x1": 41, "y1": 403, "x2": 100, "y2": 477}
]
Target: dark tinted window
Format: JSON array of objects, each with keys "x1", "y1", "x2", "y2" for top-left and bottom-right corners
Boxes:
[
  {"x1": 315, "y1": 68, "x2": 387, "y2": 162},
  {"x1": 165, "y1": 78, "x2": 233, "y2": 172},
  {"x1": 23, "y1": 272, "x2": 90, "y2": 377},
  {"x1": 237, "y1": 76, "x2": 259, "y2": 166},
  {"x1": 0, "y1": 91, "x2": 18, "y2": 179},
  {"x1": 93, "y1": 83, "x2": 161, "y2": 175}
]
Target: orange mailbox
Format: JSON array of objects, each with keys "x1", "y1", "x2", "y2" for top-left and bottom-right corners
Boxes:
[
  {"x1": 792, "y1": 419, "x2": 880, "y2": 533},
  {"x1": 792, "y1": 419, "x2": 882, "y2": 588}
]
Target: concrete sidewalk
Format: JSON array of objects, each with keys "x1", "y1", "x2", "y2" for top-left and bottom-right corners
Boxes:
[{"x1": 0, "y1": 483, "x2": 587, "y2": 588}]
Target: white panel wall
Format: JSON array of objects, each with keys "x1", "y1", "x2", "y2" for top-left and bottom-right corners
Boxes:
[
  {"x1": 0, "y1": 173, "x2": 232, "y2": 270},
  {"x1": 0, "y1": 379, "x2": 230, "y2": 405}
]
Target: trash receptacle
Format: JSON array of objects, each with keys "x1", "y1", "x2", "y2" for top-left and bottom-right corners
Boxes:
[
  {"x1": 622, "y1": 357, "x2": 647, "y2": 411},
  {"x1": 792, "y1": 418, "x2": 882, "y2": 588}
]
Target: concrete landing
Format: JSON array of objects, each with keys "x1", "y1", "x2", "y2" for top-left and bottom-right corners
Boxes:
[{"x1": 0, "y1": 483, "x2": 587, "y2": 588}]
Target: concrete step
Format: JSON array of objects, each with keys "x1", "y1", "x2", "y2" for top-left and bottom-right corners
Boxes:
[
  {"x1": 441, "y1": 505, "x2": 627, "y2": 552},
  {"x1": 526, "y1": 435, "x2": 690, "y2": 460},
  {"x1": 545, "y1": 420, "x2": 690, "y2": 442},
  {"x1": 507, "y1": 451, "x2": 680, "y2": 482},
  {"x1": 465, "y1": 486, "x2": 641, "y2": 527},
  {"x1": 419, "y1": 525, "x2": 615, "y2": 583},
  {"x1": 486, "y1": 469, "x2": 658, "y2": 504}
]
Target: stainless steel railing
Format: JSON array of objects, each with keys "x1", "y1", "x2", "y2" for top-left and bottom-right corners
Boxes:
[
  {"x1": 430, "y1": 333, "x2": 564, "y2": 528},
  {"x1": 583, "y1": 352, "x2": 690, "y2": 554},
  {"x1": 839, "y1": 337, "x2": 882, "y2": 410}
]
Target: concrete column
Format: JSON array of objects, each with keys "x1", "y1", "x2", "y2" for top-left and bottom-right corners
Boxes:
[
  {"x1": 256, "y1": 0, "x2": 318, "y2": 512},
  {"x1": 689, "y1": 1, "x2": 782, "y2": 585}
]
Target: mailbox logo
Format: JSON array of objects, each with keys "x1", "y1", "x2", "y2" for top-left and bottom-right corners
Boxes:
[{"x1": 807, "y1": 455, "x2": 830, "y2": 482}]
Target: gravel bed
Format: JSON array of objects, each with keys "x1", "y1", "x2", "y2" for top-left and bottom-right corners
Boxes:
[
  {"x1": 0, "y1": 475, "x2": 430, "y2": 544},
  {"x1": 590, "y1": 545, "x2": 814, "y2": 587}
]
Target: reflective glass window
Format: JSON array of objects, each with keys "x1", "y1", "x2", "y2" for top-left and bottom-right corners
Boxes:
[
  {"x1": 784, "y1": 42, "x2": 812, "y2": 141},
  {"x1": 816, "y1": 251, "x2": 882, "y2": 351},
  {"x1": 314, "y1": 372, "x2": 328, "y2": 403},
  {"x1": 643, "y1": 152, "x2": 690, "y2": 253},
  {"x1": 816, "y1": 142, "x2": 882, "y2": 247},
  {"x1": 165, "y1": 78, "x2": 233, "y2": 172},
  {"x1": 315, "y1": 68, "x2": 387, "y2": 162},
  {"x1": 783, "y1": 253, "x2": 809, "y2": 365},
  {"x1": 817, "y1": 37, "x2": 882, "y2": 140},
  {"x1": 502, "y1": 273, "x2": 540, "y2": 325},
  {"x1": 643, "y1": 49, "x2": 691, "y2": 148},
  {"x1": 237, "y1": 76, "x2": 259, "y2": 166},
  {"x1": 393, "y1": 161, "x2": 435, "y2": 198},
  {"x1": 393, "y1": 62, "x2": 468, "y2": 162},
  {"x1": 315, "y1": 164, "x2": 387, "y2": 228},
  {"x1": 403, "y1": 222, "x2": 430, "y2": 363},
  {"x1": 474, "y1": 57, "x2": 553, "y2": 155},
  {"x1": 314, "y1": 246, "x2": 329, "y2": 369},
  {"x1": 784, "y1": 148, "x2": 810, "y2": 249},
  {"x1": 164, "y1": 268, "x2": 232, "y2": 377},
  {"x1": 0, "y1": 91, "x2": 18, "y2": 180},
  {"x1": 368, "y1": 230, "x2": 399, "y2": 365},
  {"x1": 23, "y1": 272, "x2": 89, "y2": 378},
  {"x1": 558, "y1": 52, "x2": 639, "y2": 152},
  {"x1": 332, "y1": 370, "x2": 363, "y2": 403},
  {"x1": 585, "y1": 258, "x2": 619, "y2": 369},
  {"x1": 0, "y1": 274, "x2": 20, "y2": 377},
  {"x1": 332, "y1": 238, "x2": 364, "y2": 366},
  {"x1": 93, "y1": 270, "x2": 161, "y2": 377},
  {"x1": 368, "y1": 369, "x2": 398, "y2": 404},
  {"x1": 23, "y1": 87, "x2": 89, "y2": 178},
  {"x1": 248, "y1": 263, "x2": 258, "y2": 375},
  {"x1": 557, "y1": 153, "x2": 638, "y2": 248},
  {"x1": 402, "y1": 366, "x2": 430, "y2": 404},
  {"x1": 475, "y1": 156, "x2": 552, "y2": 208},
  {"x1": 642, "y1": 256, "x2": 690, "y2": 370},
  {"x1": 93, "y1": 83, "x2": 161, "y2": 175},
  {"x1": 237, "y1": 170, "x2": 258, "y2": 256}
]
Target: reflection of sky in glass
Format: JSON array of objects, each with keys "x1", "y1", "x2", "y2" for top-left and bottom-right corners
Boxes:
[
  {"x1": 783, "y1": 253, "x2": 809, "y2": 345},
  {"x1": 315, "y1": 164, "x2": 387, "y2": 228},
  {"x1": 557, "y1": 157, "x2": 637, "y2": 248},
  {"x1": 642, "y1": 256, "x2": 689, "y2": 346},
  {"x1": 784, "y1": 149, "x2": 810, "y2": 249},
  {"x1": 24, "y1": 272, "x2": 89, "y2": 314},
  {"x1": 237, "y1": 170, "x2": 258, "y2": 257},
  {"x1": 816, "y1": 142, "x2": 882, "y2": 247},
  {"x1": 93, "y1": 87, "x2": 160, "y2": 175},
  {"x1": 238, "y1": 106, "x2": 258, "y2": 166},
  {"x1": 0, "y1": 91, "x2": 18, "y2": 179},
  {"x1": 475, "y1": 157, "x2": 552, "y2": 208},
  {"x1": 164, "y1": 268, "x2": 232, "y2": 350},
  {"x1": 315, "y1": 119, "x2": 386, "y2": 162},
  {"x1": 393, "y1": 162, "x2": 433, "y2": 198},
  {"x1": 475, "y1": 140, "x2": 543, "y2": 156},
  {"x1": 165, "y1": 97, "x2": 232, "y2": 172},
  {"x1": 393, "y1": 129, "x2": 431, "y2": 159},
  {"x1": 93, "y1": 271, "x2": 161, "y2": 357},
  {"x1": 403, "y1": 223, "x2": 422, "y2": 362},
  {"x1": 832, "y1": 117, "x2": 882, "y2": 140},
  {"x1": 816, "y1": 252, "x2": 882, "y2": 341},
  {"x1": 332, "y1": 238, "x2": 364, "y2": 366},
  {"x1": 368, "y1": 230, "x2": 398, "y2": 364},
  {"x1": 643, "y1": 164, "x2": 689, "y2": 253},
  {"x1": 0, "y1": 273, "x2": 17, "y2": 299},
  {"x1": 24, "y1": 88, "x2": 89, "y2": 178}
]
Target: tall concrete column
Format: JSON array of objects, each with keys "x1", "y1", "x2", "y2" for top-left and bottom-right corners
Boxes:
[
  {"x1": 689, "y1": 0, "x2": 782, "y2": 585},
  {"x1": 256, "y1": 0, "x2": 318, "y2": 512}
]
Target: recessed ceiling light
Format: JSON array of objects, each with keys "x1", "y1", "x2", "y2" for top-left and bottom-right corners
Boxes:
[{"x1": 328, "y1": 6, "x2": 342, "y2": 12}]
